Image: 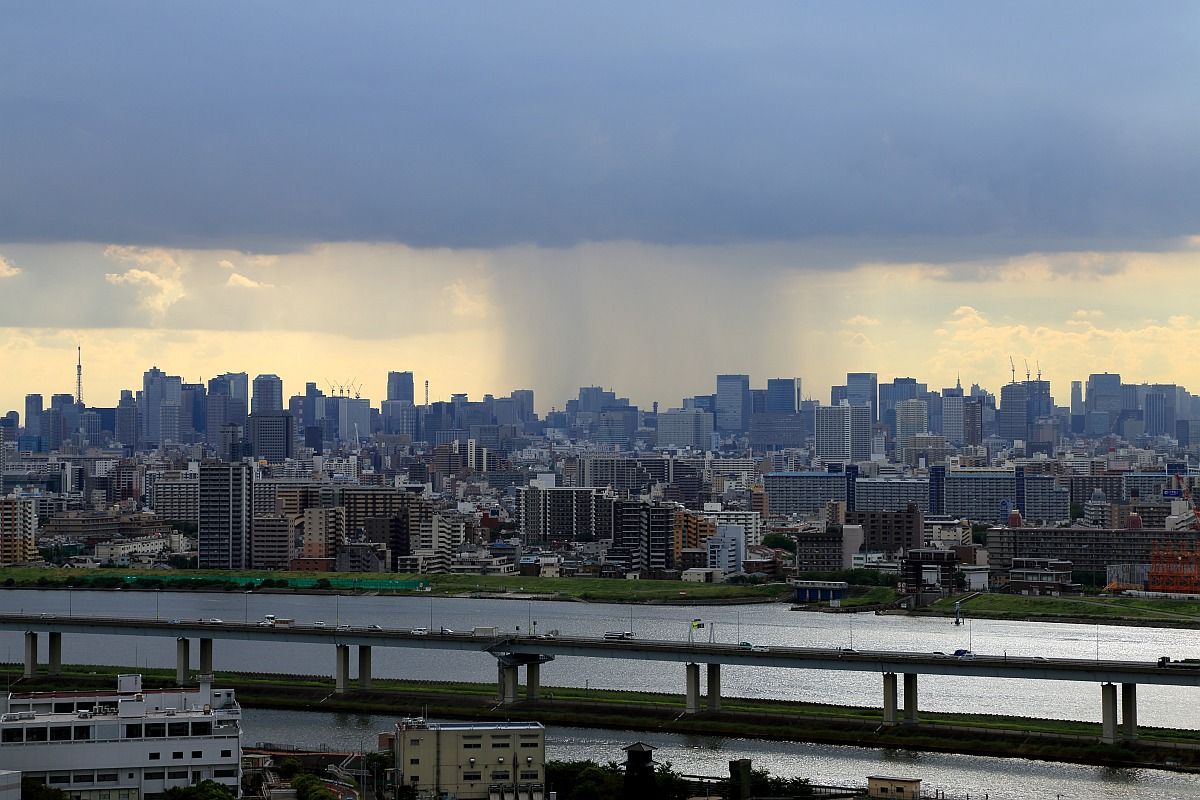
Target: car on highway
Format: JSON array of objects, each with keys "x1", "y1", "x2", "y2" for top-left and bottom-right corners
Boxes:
[
  {"x1": 410, "y1": 627, "x2": 429, "y2": 636},
  {"x1": 312, "y1": 621, "x2": 326, "y2": 627},
  {"x1": 953, "y1": 649, "x2": 974, "y2": 659},
  {"x1": 205, "y1": 618, "x2": 224, "y2": 624},
  {"x1": 367, "y1": 624, "x2": 383, "y2": 631}
]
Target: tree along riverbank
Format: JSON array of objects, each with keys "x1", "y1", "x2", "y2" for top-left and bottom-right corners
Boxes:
[
  {"x1": 6, "y1": 664, "x2": 1200, "y2": 773},
  {"x1": 0, "y1": 567, "x2": 788, "y2": 605}
]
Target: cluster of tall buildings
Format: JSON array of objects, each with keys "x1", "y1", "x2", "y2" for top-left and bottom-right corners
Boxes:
[{"x1": 3, "y1": 363, "x2": 1200, "y2": 585}]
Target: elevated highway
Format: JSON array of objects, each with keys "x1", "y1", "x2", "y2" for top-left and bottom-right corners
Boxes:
[{"x1": 3, "y1": 613, "x2": 1195, "y2": 743}]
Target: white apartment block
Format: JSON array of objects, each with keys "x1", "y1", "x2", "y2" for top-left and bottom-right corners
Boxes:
[{"x1": 0, "y1": 675, "x2": 241, "y2": 800}]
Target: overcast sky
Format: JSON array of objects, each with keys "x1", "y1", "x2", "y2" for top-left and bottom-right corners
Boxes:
[{"x1": 2, "y1": 3, "x2": 1199, "y2": 411}]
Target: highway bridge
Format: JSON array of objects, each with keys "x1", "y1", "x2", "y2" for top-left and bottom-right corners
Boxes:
[{"x1": 4, "y1": 613, "x2": 1196, "y2": 744}]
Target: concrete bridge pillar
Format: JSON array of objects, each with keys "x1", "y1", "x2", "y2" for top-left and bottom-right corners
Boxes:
[
  {"x1": 23, "y1": 631, "x2": 37, "y2": 678},
  {"x1": 199, "y1": 638, "x2": 213, "y2": 676},
  {"x1": 526, "y1": 662, "x2": 540, "y2": 701},
  {"x1": 706, "y1": 663, "x2": 722, "y2": 712},
  {"x1": 176, "y1": 638, "x2": 191, "y2": 685},
  {"x1": 47, "y1": 632, "x2": 62, "y2": 676},
  {"x1": 495, "y1": 665, "x2": 518, "y2": 706},
  {"x1": 684, "y1": 663, "x2": 701, "y2": 714},
  {"x1": 882, "y1": 673, "x2": 898, "y2": 726},
  {"x1": 1121, "y1": 683, "x2": 1138, "y2": 742},
  {"x1": 357, "y1": 646, "x2": 372, "y2": 689},
  {"x1": 902, "y1": 673, "x2": 918, "y2": 725},
  {"x1": 334, "y1": 645, "x2": 350, "y2": 694},
  {"x1": 1100, "y1": 682, "x2": 1118, "y2": 744}
]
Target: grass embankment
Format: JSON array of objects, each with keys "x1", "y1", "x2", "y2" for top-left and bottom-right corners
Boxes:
[
  {"x1": 0, "y1": 567, "x2": 789, "y2": 604},
  {"x1": 8, "y1": 663, "x2": 1200, "y2": 771},
  {"x1": 923, "y1": 593, "x2": 1200, "y2": 627}
]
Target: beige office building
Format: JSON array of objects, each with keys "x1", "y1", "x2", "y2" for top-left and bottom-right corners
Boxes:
[{"x1": 393, "y1": 719, "x2": 544, "y2": 799}]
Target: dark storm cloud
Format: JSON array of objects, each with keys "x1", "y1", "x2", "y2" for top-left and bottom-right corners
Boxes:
[{"x1": 1, "y1": 2, "x2": 1198, "y2": 251}]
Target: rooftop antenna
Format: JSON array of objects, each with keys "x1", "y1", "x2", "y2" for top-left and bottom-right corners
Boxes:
[
  {"x1": 1008, "y1": 356, "x2": 1016, "y2": 384},
  {"x1": 75, "y1": 345, "x2": 83, "y2": 406}
]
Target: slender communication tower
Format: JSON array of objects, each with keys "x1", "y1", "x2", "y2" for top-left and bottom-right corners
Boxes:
[
  {"x1": 425, "y1": 380, "x2": 429, "y2": 407},
  {"x1": 75, "y1": 345, "x2": 83, "y2": 405}
]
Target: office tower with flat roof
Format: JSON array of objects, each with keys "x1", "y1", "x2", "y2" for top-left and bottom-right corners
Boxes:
[
  {"x1": 657, "y1": 408, "x2": 714, "y2": 450},
  {"x1": 998, "y1": 382, "x2": 1030, "y2": 443},
  {"x1": 510, "y1": 388, "x2": 535, "y2": 422},
  {"x1": 141, "y1": 366, "x2": 182, "y2": 447},
  {"x1": 252, "y1": 373, "x2": 284, "y2": 414},
  {"x1": 387, "y1": 370, "x2": 415, "y2": 404},
  {"x1": 766, "y1": 378, "x2": 801, "y2": 413},
  {"x1": 942, "y1": 390, "x2": 964, "y2": 445},
  {"x1": 715, "y1": 374, "x2": 751, "y2": 432},
  {"x1": 962, "y1": 397, "x2": 984, "y2": 445},
  {"x1": 198, "y1": 462, "x2": 253, "y2": 569},
  {"x1": 846, "y1": 372, "x2": 878, "y2": 423},
  {"x1": 23, "y1": 394, "x2": 42, "y2": 439},
  {"x1": 246, "y1": 411, "x2": 294, "y2": 464},
  {"x1": 815, "y1": 402, "x2": 871, "y2": 463}
]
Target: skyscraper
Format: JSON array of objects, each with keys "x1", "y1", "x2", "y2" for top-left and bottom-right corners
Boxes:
[
  {"x1": 141, "y1": 366, "x2": 181, "y2": 447},
  {"x1": 998, "y1": 383, "x2": 1030, "y2": 443},
  {"x1": 846, "y1": 372, "x2": 879, "y2": 424},
  {"x1": 252, "y1": 374, "x2": 284, "y2": 414},
  {"x1": 198, "y1": 462, "x2": 253, "y2": 569},
  {"x1": 715, "y1": 374, "x2": 751, "y2": 432},
  {"x1": 246, "y1": 411, "x2": 295, "y2": 464},
  {"x1": 387, "y1": 371, "x2": 415, "y2": 404},
  {"x1": 23, "y1": 394, "x2": 42, "y2": 439},
  {"x1": 765, "y1": 378, "x2": 801, "y2": 413}
]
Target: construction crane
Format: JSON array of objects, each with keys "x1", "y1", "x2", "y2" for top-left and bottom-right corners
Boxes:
[
  {"x1": 1036, "y1": 360, "x2": 1042, "y2": 381},
  {"x1": 1009, "y1": 356, "x2": 1016, "y2": 384},
  {"x1": 1024, "y1": 359, "x2": 1031, "y2": 382}
]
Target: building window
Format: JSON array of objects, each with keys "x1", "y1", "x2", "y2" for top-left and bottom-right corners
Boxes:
[
  {"x1": 172, "y1": 752, "x2": 184, "y2": 760},
  {"x1": 1, "y1": 729, "x2": 22, "y2": 743},
  {"x1": 192, "y1": 752, "x2": 203, "y2": 759},
  {"x1": 167, "y1": 771, "x2": 188, "y2": 780},
  {"x1": 168, "y1": 723, "x2": 190, "y2": 737},
  {"x1": 149, "y1": 753, "x2": 161, "y2": 761},
  {"x1": 220, "y1": 750, "x2": 232, "y2": 758},
  {"x1": 490, "y1": 771, "x2": 510, "y2": 780},
  {"x1": 124, "y1": 724, "x2": 143, "y2": 738},
  {"x1": 519, "y1": 742, "x2": 539, "y2": 748},
  {"x1": 73, "y1": 774, "x2": 95, "y2": 783},
  {"x1": 146, "y1": 724, "x2": 166, "y2": 738},
  {"x1": 50, "y1": 726, "x2": 73, "y2": 742},
  {"x1": 98, "y1": 774, "x2": 118, "y2": 783},
  {"x1": 75, "y1": 726, "x2": 93, "y2": 741},
  {"x1": 49, "y1": 776, "x2": 70, "y2": 785},
  {"x1": 409, "y1": 738, "x2": 421, "y2": 746},
  {"x1": 492, "y1": 741, "x2": 510, "y2": 748},
  {"x1": 191, "y1": 722, "x2": 211, "y2": 737},
  {"x1": 409, "y1": 759, "x2": 419, "y2": 765},
  {"x1": 25, "y1": 727, "x2": 48, "y2": 742},
  {"x1": 214, "y1": 769, "x2": 237, "y2": 779},
  {"x1": 463, "y1": 772, "x2": 481, "y2": 781},
  {"x1": 463, "y1": 743, "x2": 481, "y2": 749},
  {"x1": 145, "y1": 772, "x2": 165, "y2": 780},
  {"x1": 408, "y1": 776, "x2": 419, "y2": 784},
  {"x1": 520, "y1": 771, "x2": 540, "y2": 780}
]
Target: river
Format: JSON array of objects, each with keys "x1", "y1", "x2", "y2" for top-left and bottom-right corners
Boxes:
[
  {"x1": 240, "y1": 708, "x2": 1200, "y2": 800},
  {"x1": 4, "y1": 589, "x2": 1200, "y2": 797}
]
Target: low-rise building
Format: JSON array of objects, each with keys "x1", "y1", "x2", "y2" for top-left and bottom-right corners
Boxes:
[{"x1": 393, "y1": 719, "x2": 544, "y2": 800}]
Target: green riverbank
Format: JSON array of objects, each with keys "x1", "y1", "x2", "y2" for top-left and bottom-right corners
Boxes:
[
  {"x1": 0, "y1": 567, "x2": 789, "y2": 605},
  {"x1": 6, "y1": 663, "x2": 1200, "y2": 773},
  {"x1": 912, "y1": 593, "x2": 1200, "y2": 629}
]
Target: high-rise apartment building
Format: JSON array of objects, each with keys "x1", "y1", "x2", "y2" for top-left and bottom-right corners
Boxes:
[
  {"x1": 814, "y1": 402, "x2": 871, "y2": 462},
  {"x1": 252, "y1": 374, "x2": 284, "y2": 414},
  {"x1": 715, "y1": 374, "x2": 751, "y2": 432},
  {"x1": 198, "y1": 462, "x2": 253, "y2": 569},
  {"x1": 387, "y1": 371, "x2": 415, "y2": 404},
  {"x1": 0, "y1": 497, "x2": 38, "y2": 565},
  {"x1": 895, "y1": 399, "x2": 929, "y2": 454}
]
